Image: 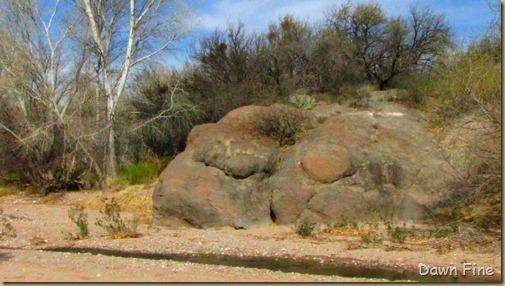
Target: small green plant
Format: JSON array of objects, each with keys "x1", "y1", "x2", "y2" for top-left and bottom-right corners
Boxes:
[
  {"x1": 356, "y1": 85, "x2": 375, "y2": 99},
  {"x1": 387, "y1": 223, "x2": 408, "y2": 244},
  {"x1": 350, "y1": 221, "x2": 360, "y2": 230},
  {"x1": 0, "y1": 209, "x2": 16, "y2": 238},
  {"x1": 29, "y1": 235, "x2": 47, "y2": 246},
  {"x1": 95, "y1": 198, "x2": 139, "y2": 238},
  {"x1": 360, "y1": 231, "x2": 382, "y2": 244},
  {"x1": 342, "y1": 84, "x2": 376, "y2": 108},
  {"x1": 289, "y1": 94, "x2": 316, "y2": 110},
  {"x1": 430, "y1": 222, "x2": 461, "y2": 238},
  {"x1": 67, "y1": 205, "x2": 89, "y2": 239},
  {"x1": 295, "y1": 220, "x2": 317, "y2": 237}
]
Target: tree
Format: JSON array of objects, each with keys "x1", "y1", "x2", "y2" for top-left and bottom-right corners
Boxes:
[
  {"x1": 128, "y1": 67, "x2": 202, "y2": 158},
  {"x1": 265, "y1": 15, "x2": 314, "y2": 95},
  {"x1": 309, "y1": 27, "x2": 359, "y2": 93},
  {"x1": 188, "y1": 23, "x2": 267, "y2": 121},
  {"x1": 0, "y1": 0, "x2": 93, "y2": 190},
  {"x1": 77, "y1": 0, "x2": 187, "y2": 182},
  {"x1": 327, "y1": 3, "x2": 452, "y2": 89}
]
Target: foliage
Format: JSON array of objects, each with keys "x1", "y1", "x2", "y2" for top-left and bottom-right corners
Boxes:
[
  {"x1": 0, "y1": 208, "x2": 16, "y2": 238},
  {"x1": 187, "y1": 23, "x2": 272, "y2": 121},
  {"x1": 360, "y1": 231, "x2": 382, "y2": 244},
  {"x1": 116, "y1": 157, "x2": 167, "y2": 186},
  {"x1": 67, "y1": 205, "x2": 89, "y2": 239},
  {"x1": 422, "y1": 49, "x2": 500, "y2": 125},
  {"x1": 266, "y1": 15, "x2": 315, "y2": 96},
  {"x1": 0, "y1": 174, "x2": 22, "y2": 197},
  {"x1": 327, "y1": 2, "x2": 452, "y2": 89},
  {"x1": 295, "y1": 220, "x2": 317, "y2": 237},
  {"x1": 0, "y1": 186, "x2": 21, "y2": 197},
  {"x1": 289, "y1": 94, "x2": 317, "y2": 110},
  {"x1": 129, "y1": 68, "x2": 203, "y2": 158},
  {"x1": 341, "y1": 84, "x2": 376, "y2": 108},
  {"x1": 387, "y1": 224, "x2": 408, "y2": 244},
  {"x1": 413, "y1": 32, "x2": 501, "y2": 232},
  {"x1": 95, "y1": 198, "x2": 140, "y2": 239},
  {"x1": 252, "y1": 105, "x2": 307, "y2": 146}
]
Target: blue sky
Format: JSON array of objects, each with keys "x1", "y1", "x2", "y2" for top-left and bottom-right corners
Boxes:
[{"x1": 166, "y1": 0, "x2": 497, "y2": 68}]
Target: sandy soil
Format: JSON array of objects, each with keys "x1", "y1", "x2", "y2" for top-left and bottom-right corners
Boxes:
[{"x1": 0, "y1": 190, "x2": 501, "y2": 283}]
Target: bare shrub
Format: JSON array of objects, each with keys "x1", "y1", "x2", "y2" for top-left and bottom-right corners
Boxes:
[
  {"x1": 252, "y1": 105, "x2": 308, "y2": 146},
  {"x1": 0, "y1": 208, "x2": 16, "y2": 238},
  {"x1": 95, "y1": 198, "x2": 139, "y2": 239},
  {"x1": 67, "y1": 206, "x2": 89, "y2": 239}
]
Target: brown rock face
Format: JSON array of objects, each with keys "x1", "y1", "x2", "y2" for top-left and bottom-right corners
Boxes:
[
  {"x1": 300, "y1": 143, "x2": 354, "y2": 184},
  {"x1": 152, "y1": 103, "x2": 457, "y2": 229}
]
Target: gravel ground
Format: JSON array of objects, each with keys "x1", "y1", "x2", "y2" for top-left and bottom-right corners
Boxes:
[{"x1": 0, "y1": 194, "x2": 501, "y2": 282}]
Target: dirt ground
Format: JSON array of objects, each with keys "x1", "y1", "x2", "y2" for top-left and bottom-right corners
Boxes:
[{"x1": 0, "y1": 188, "x2": 501, "y2": 283}]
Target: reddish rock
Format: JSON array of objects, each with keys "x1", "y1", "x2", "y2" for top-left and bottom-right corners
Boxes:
[
  {"x1": 153, "y1": 103, "x2": 457, "y2": 228},
  {"x1": 300, "y1": 143, "x2": 354, "y2": 184}
]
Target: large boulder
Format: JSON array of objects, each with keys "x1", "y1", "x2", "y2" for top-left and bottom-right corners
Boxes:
[
  {"x1": 152, "y1": 103, "x2": 457, "y2": 228},
  {"x1": 152, "y1": 106, "x2": 279, "y2": 229}
]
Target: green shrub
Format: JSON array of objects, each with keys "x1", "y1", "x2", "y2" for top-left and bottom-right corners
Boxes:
[
  {"x1": 341, "y1": 84, "x2": 376, "y2": 108},
  {"x1": 356, "y1": 85, "x2": 375, "y2": 99},
  {"x1": 117, "y1": 157, "x2": 167, "y2": 185},
  {"x1": 252, "y1": 105, "x2": 308, "y2": 146},
  {"x1": 67, "y1": 205, "x2": 89, "y2": 239},
  {"x1": 289, "y1": 94, "x2": 316, "y2": 110},
  {"x1": 0, "y1": 172, "x2": 23, "y2": 197},
  {"x1": 95, "y1": 198, "x2": 139, "y2": 239},
  {"x1": 417, "y1": 44, "x2": 501, "y2": 232},
  {"x1": 360, "y1": 231, "x2": 382, "y2": 244},
  {"x1": 387, "y1": 223, "x2": 408, "y2": 244},
  {"x1": 295, "y1": 220, "x2": 317, "y2": 237},
  {"x1": 0, "y1": 185, "x2": 21, "y2": 197}
]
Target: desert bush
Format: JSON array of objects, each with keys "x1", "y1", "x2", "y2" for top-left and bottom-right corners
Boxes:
[
  {"x1": 0, "y1": 173, "x2": 24, "y2": 196},
  {"x1": 116, "y1": 157, "x2": 166, "y2": 186},
  {"x1": 418, "y1": 41, "x2": 501, "y2": 232},
  {"x1": 289, "y1": 94, "x2": 316, "y2": 110},
  {"x1": 387, "y1": 224, "x2": 408, "y2": 244},
  {"x1": 129, "y1": 68, "x2": 203, "y2": 158},
  {"x1": 295, "y1": 220, "x2": 317, "y2": 237},
  {"x1": 0, "y1": 208, "x2": 16, "y2": 238},
  {"x1": 421, "y1": 50, "x2": 500, "y2": 126},
  {"x1": 340, "y1": 84, "x2": 376, "y2": 108},
  {"x1": 95, "y1": 198, "x2": 139, "y2": 238},
  {"x1": 67, "y1": 205, "x2": 89, "y2": 239},
  {"x1": 360, "y1": 231, "x2": 382, "y2": 244},
  {"x1": 252, "y1": 105, "x2": 308, "y2": 146}
]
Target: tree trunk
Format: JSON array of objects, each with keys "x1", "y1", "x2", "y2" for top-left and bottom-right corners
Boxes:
[
  {"x1": 105, "y1": 95, "x2": 117, "y2": 182},
  {"x1": 379, "y1": 79, "x2": 388, "y2": 91},
  {"x1": 48, "y1": 121, "x2": 65, "y2": 163}
]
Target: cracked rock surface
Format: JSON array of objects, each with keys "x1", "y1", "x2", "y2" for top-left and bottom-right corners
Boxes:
[{"x1": 153, "y1": 103, "x2": 457, "y2": 229}]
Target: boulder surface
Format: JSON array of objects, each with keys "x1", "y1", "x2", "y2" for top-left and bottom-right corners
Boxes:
[{"x1": 152, "y1": 102, "x2": 457, "y2": 228}]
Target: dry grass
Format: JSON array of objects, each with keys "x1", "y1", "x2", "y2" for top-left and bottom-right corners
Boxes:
[
  {"x1": 75, "y1": 185, "x2": 154, "y2": 220},
  {"x1": 0, "y1": 185, "x2": 22, "y2": 197},
  {"x1": 36, "y1": 183, "x2": 155, "y2": 223}
]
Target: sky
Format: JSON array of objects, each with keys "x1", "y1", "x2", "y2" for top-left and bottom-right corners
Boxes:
[{"x1": 166, "y1": 0, "x2": 498, "y2": 68}]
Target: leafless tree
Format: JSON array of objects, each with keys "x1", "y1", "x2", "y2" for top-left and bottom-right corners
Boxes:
[
  {"x1": 76, "y1": 0, "x2": 188, "y2": 181},
  {"x1": 265, "y1": 15, "x2": 314, "y2": 95},
  {"x1": 0, "y1": 0, "x2": 93, "y2": 189}
]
